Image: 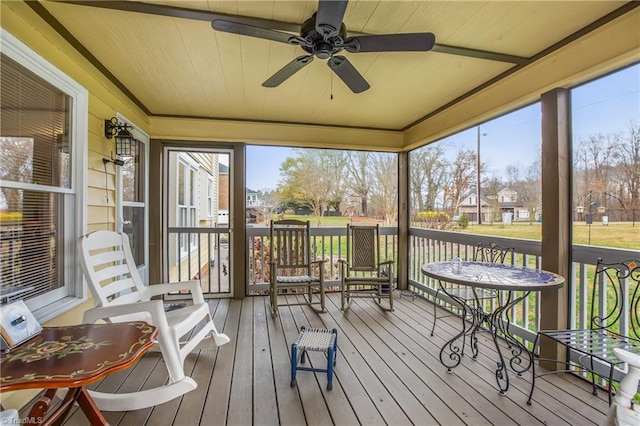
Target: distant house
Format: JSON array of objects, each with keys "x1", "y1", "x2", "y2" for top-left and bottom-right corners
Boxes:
[
  {"x1": 458, "y1": 189, "x2": 487, "y2": 223},
  {"x1": 246, "y1": 187, "x2": 260, "y2": 207},
  {"x1": 458, "y1": 188, "x2": 533, "y2": 223}
]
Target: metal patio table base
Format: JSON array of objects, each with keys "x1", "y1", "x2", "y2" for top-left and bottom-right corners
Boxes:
[
  {"x1": 438, "y1": 290, "x2": 535, "y2": 394},
  {"x1": 422, "y1": 261, "x2": 564, "y2": 395}
]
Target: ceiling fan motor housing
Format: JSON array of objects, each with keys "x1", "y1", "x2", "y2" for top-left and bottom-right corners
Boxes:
[{"x1": 300, "y1": 14, "x2": 347, "y2": 59}]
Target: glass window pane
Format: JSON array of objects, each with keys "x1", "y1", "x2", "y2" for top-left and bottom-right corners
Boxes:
[
  {"x1": 190, "y1": 168, "x2": 196, "y2": 206},
  {"x1": 245, "y1": 147, "x2": 398, "y2": 226},
  {"x1": 0, "y1": 55, "x2": 71, "y2": 189},
  {"x1": 409, "y1": 103, "x2": 541, "y2": 235},
  {"x1": 123, "y1": 205, "x2": 144, "y2": 266},
  {"x1": 178, "y1": 162, "x2": 185, "y2": 205},
  {"x1": 0, "y1": 189, "x2": 63, "y2": 303},
  {"x1": 571, "y1": 64, "x2": 640, "y2": 249},
  {"x1": 0, "y1": 53, "x2": 74, "y2": 306},
  {"x1": 122, "y1": 140, "x2": 145, "y2": 203}
]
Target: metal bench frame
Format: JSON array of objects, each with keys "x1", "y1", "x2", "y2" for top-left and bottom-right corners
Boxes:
[{"x1": 528, "y1": 258, "x2": 640, "y2": 405}]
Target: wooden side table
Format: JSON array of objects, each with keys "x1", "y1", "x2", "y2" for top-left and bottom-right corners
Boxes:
[{"x1": 1, "y1": 322, "x2": 157, "y2": 425}]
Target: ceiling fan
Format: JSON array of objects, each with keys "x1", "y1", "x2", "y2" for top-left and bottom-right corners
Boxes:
[{"x1": 211, "y1": 0, "x2": 435, "y2": 93}]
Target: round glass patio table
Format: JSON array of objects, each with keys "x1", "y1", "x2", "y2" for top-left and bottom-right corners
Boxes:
[{"x1": 421, "y1": 261, "x2": 564, "y2": 394}]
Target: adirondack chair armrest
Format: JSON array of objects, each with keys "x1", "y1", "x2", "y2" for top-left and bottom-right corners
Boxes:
[
  {"x1": 83, "y1": 300, "x2": 168, "y2": 328},
  {"x1": 143, "y1": 280, "x2": 205, "y2": 304}
]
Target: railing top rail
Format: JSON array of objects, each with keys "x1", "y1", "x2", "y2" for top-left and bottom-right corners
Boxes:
[
  {"x1": 246, "y1": 225, "x2": 398, "y2": 238},
  {"x1": 572, "y1": 244, "x2": 639, "y2": 264},
  {"x1": 167, "y1": 227, "x2": 229, "y2": 235},
  {"x1": 409, "y1": 227, "x2": 541, "y2": 256}
]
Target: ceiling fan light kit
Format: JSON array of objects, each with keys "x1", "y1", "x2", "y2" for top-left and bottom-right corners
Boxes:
[{"x1": 211, "y1": 0, "x2": 435, "y2": 93}]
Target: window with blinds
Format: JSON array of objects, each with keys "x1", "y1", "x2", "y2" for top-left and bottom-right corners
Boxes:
[{"x1": 0, "y1": 54, "x2": 72, "y2": 307}]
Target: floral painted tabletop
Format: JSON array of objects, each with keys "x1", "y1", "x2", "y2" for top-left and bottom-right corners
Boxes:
[{"x1": 0, "y1": 321, "x2": 156, "y2": 391}]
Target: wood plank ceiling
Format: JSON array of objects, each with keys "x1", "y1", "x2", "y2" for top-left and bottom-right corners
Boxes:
[{"x1": 37, "y1": 0, "x2": 630, "y2": 130}]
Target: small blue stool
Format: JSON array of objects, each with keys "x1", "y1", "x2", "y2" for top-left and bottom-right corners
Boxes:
[{"x1": 291, "y1": 326, "x2": 338, "y2": 390}]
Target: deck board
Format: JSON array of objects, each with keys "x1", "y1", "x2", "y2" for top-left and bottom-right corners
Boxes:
[{"x1": 55, "y1": 293, "x2": 610, "y2": 426}]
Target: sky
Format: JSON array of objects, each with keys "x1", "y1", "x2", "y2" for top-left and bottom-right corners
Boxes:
[{"x1": 246, "y1": 63, "x2": 640, "y2": 191}]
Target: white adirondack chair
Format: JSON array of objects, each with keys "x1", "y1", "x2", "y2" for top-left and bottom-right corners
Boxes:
[
  {"x1": 78, "y1": 230, "x2": 230, "y2": 411},
  {"x1": 604, "y1": 348, "x2": 640, "y2": 426}
]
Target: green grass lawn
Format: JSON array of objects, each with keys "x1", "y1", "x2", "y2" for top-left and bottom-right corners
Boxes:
[
  {"x1": 463, "y1": 222, "x2": 639, "y2": 250},
  {"x1": 263, "y1": 214, "x2": 639, "y2": 250}
]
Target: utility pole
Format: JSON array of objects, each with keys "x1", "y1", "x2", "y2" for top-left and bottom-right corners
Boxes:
[
  {"x1": 476, "y1": 126, "x2": 487, "y2": 225},
  {"x1": 587, "y1": 190, "x2": 593, "y2": 245}
]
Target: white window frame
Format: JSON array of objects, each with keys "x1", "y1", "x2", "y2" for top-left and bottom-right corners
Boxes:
[
  {"x1": 0, "y1": 29, "x2": 87, "y2": 322},
  {"x1": 177, "y1": 154, "x2": 198, "y2": 258}
]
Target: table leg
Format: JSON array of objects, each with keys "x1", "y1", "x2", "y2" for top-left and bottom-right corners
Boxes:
[
  {"x1": 486, "y1": 291, "x2": 535, "y2": 394},
  {"x1": 469, "y1": 289, "x2": 491, "y2": 359},
  {"x1": 497, "y1": 291, "x2": 534, "y2": 376},
  {"x1": 76, "y1": 387, "x2": 109, "y2": 426},
  {"x1": 26, "y1": 388, "x2": 56, "y2": 425},
  {"x1": 438, "y1": 284, "x2": 481, "y2": 371},
  {"x1": 487, "y1": 307, "x2": 510, "y2": 393},
  {"x1": 28, "y1": 387, "x2": 109, "y2": 426}
]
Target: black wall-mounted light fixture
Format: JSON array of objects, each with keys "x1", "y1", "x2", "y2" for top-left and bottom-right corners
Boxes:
[{"x1": 104, "y1": 117, "x2": 136, "y2": 158}]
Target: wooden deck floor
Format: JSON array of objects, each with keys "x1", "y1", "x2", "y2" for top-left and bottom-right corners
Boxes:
[{"x1": 62, "y1": 293, "x2": 610, "y2": 425}]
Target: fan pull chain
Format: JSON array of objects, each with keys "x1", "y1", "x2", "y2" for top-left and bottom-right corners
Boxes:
[{"x1": 330, "y1": 72, "x2": 333, "y2": 100}]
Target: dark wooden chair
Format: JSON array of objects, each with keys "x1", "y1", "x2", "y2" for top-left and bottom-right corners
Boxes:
[
  {"x1": 528, "y1": 258, "x2": 640, "y2": 405},
  {"x1": 269, "y1": 219, "x2": 326, "y2": 317},
  {"x1": 339, "y1": 224, "x2": 394, "y2": 312}
]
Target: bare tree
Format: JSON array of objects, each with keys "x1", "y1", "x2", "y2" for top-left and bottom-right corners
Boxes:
[
  {"x1": 483, "y1": 176, "x2": 503, "y2": 223},
  {"x1": 346, "y1": 151, "x2": 372, "y2": 216},
  {"x1": 610, "y1": 122, "x2": 640, "y2": 220},
  {"x1": 575, "y1": 132, "x2": 618, "y2": 202},
  {"x1": 324, "y1": 150, "x2": 349, "y2": 215},
  {"x1": 256, "y1": 189, "x2": 282, "y2": 223},
  {"x1": 410, "y1": 146, "x2": 448, "y2": 216},
  {"x1": 368, "y1": 153, "x2": 398, "y2": 225},
  {"x1": 443, "y1": 149, "x2": 477, "y2": 215},
  {"x1": 507, "y1": 160, "x2": 541, "y2": 224}
]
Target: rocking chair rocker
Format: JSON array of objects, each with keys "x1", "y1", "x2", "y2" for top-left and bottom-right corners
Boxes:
[{"x1": 78, "y1": 230, "x2": 230, "y2": 411}]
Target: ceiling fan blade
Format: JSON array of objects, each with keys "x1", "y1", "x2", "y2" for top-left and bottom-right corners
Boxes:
[
  {"x1": 212, "y1": 20, "x2": 309, "y2": 47},
  {"x1": 327, "y1": 56, "x2": 370, "y2": 93},
  {"x1": 263, "y1": 56, "x2": 314, "y2": 87},
  {"x1": 315, "y1": 0, "x2": 348, "y2": 38},
  {"x1": 344, "y1": 33, "x2": 436, "y2": 53},
  {"x1": 209, "y1": 14, "x2": 300, "y2": 33}
]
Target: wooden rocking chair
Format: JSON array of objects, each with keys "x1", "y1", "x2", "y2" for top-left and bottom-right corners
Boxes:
[
  {"x1": 269, "y1": 220, "x2": 326, "y2": 317},
  {"x1": 340, "y1": 224, "x2": 394, "y2": 311}
]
